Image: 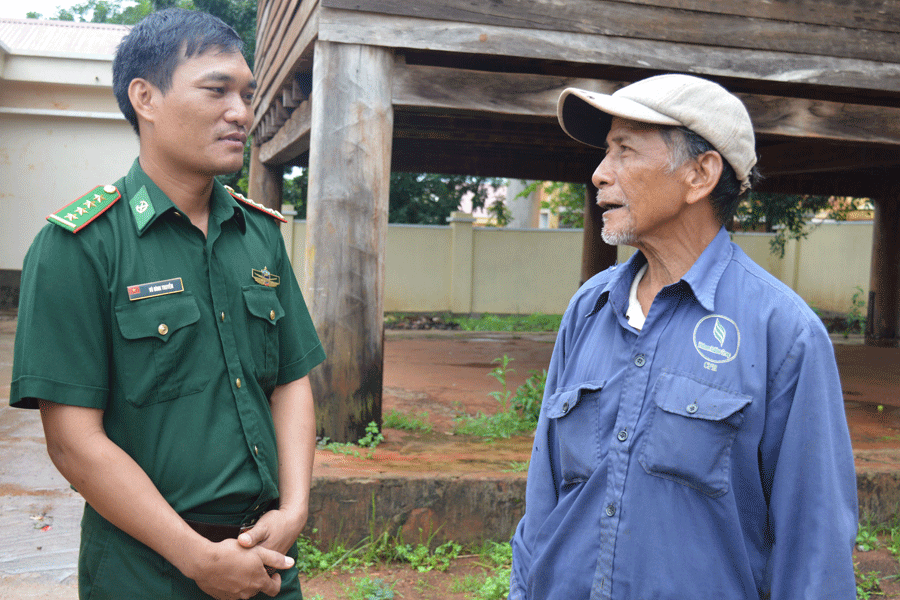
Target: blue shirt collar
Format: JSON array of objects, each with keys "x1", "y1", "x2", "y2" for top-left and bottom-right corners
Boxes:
[{"x1": 588, "y1": 227, "x2": 733, "y2": 317}]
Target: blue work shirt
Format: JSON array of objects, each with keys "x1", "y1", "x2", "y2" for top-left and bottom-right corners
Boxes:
[{"x1": 510, "y1": 228, "x2": 858, "y2": 600}]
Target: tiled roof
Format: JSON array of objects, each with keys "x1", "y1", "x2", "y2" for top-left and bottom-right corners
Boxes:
[{"x1": 0, "y1": 17, "x2": 129, "y2": 56}]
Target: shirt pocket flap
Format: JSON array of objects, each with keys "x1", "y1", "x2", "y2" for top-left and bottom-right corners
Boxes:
[
  {"x1": 545, "y1": 381, "x2": 605, "y2": 419},
  {"x1": 242, "y1": 286, "x2": 285, "y2": 324},
  {"x1": 115, "y1": 294, "x2": 201, "y2": 341},
  {"x1": 651, "y1": 372, "x2": 751, "y2": 422}
]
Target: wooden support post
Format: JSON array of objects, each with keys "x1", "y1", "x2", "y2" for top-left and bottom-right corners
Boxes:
[
  {"x1": 305, "y1": 41, "x2": 393, "y2": 442},
  {"x1": 581, "y1": 180, "x2": 617, "y2": 285},
  {"x1": 866, "y1": 194, "x2": 900, "y2": 348},
  {"x1": 248, "y1": 144, "x2": 283, "y2": 210}
]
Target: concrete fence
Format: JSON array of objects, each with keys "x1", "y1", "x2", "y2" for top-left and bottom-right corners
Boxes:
[{"x1": 282, "y1": 209, "x2": 873, "y2": 316}]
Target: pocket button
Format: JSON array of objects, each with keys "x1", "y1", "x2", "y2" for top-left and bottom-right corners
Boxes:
[
  {"x1": 158, "y1": 323, "x2": 168, "y2": 336},
  {"x1": 686, "y1": 402, "x2": 698, "y2": 414}
]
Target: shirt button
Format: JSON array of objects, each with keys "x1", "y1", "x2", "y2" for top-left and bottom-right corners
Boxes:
[
  {"x1": 686, "y1": 403, "x2": 698, "y2": 414},
  {"x1": 634, "y1": 354, "x2": 646, "y2": 367},
  {"x1": 254, "y1": 445, "x2": 259, "y2": 456},
  {"x1": 605, "y1": 504, "x2": 616, "y2": 517},
  {"x1": 617, "y1": 430, "x2": 628, "y2": 442},
  {"x1": 269, "y1": 310, "x2": 276, "y2": 321},
  {"x1": 158, "y1": 323, "x2": 168, "y2": 335},
  {"x1": 236, "y1": 378, "x2": 242, "y2": 388},
  {"x1": 220, "y1": 312, "x2": 225, "y2": 322}
]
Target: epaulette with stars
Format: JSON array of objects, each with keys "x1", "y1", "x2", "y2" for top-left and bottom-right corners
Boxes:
[
  {"x1": 224, "y1": 185, "x2": 287, "y2": 223},
  {"x1": 47, "y1": 185, "x2": 121, "y2": 233}
]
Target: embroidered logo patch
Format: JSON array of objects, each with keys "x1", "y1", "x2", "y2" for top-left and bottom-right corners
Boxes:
[
  {"x1": 693, "y1": 315, "x2": 740, "y2": 365},
  {"x1": 127, "y1": 277, "x2": 184, "y2": 301},
  {"x1": 252, "y1": 267, "x2": 280, "y2": 287}
]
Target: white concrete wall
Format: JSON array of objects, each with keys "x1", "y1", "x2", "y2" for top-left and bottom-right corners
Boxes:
[
  {"x1": 1, "y1": 50, "x2": 137, "y2": 270},
  {"x1": 282, "y1": 215, "x2": 874, "y2": 317}
]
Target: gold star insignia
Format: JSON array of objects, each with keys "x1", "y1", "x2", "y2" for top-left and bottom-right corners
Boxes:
[
  {"x1": 76, "y1": 206, "x2": 88, "y2": 216},
  {"x1": 65, "y1": 213, "x2": 77, "y2": 221},
  {"x1": 93, "y1": 194, "x2": 104, "y2": 203},
  {"x1": 83, "y1": 199, "x2": 95, "y2": 209}
]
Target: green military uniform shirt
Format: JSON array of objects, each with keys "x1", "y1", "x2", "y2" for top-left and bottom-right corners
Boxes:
[{"x1": 11, "y1": 159, "x2": 326, "y2": 598}]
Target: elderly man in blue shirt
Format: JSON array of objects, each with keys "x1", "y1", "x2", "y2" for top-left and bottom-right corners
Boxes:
[{"x1": 509, "y1": 74, "x2": 858, "y2": 599}]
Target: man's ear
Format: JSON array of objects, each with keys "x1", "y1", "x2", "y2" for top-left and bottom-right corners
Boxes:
[
  {"x1": 128, "y1": 78, "x2": 158, "y2": 126},
  {"x1": 684, "y1": 150, "x2": 724, "y2": 205}
]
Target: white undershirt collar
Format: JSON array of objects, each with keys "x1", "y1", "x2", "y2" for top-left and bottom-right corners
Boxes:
[{"x1": 626, "y1": 263, "x2": 649, "y2": 330}]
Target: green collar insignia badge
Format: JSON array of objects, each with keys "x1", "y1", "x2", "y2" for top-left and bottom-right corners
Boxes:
[
  {"x1": 47, "y1": 184, "x2": 121, "y2": 233},
  {"x1": 252, "y1": 267, "x2": 280, "y2": 287},
  {"x1": 129, "y1": 186, "x2": 156, "y2": 230}
]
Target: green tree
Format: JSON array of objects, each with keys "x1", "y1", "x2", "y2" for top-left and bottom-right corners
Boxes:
[
  {"x1": 388, "y1": 172, "x2": 504, "y2": 225},
  {"x1": 735, "y1": 193, "x2": 860, "y2": 258},
  {"x1": 281, "y1": 170, "x2": 505, "y2": 226},
  {"x1": 517, "y1": 180, "x2": 586, "y2": 229}
]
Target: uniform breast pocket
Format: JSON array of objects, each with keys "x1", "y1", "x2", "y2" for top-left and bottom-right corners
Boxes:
[
  {"x1": 638, "y1": 372, "x2": 751, "y2": 498},
  {"x1": 545, "y1": 382, "x2": 606, "y2": 489},
  {"x1": 242, "y1": 286, "x2": 284, "y2": 391},
  {"x1": 114, "y1": 293, "x2": 209, "y2": 407}
]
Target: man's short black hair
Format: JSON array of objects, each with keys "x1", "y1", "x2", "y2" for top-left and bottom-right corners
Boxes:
[
  {"x1": 661, "y1": 127, "x2": 761, "y2": 227},
  {"x1": 113, "y1": 8, "x2": 244, "y2": 134}
]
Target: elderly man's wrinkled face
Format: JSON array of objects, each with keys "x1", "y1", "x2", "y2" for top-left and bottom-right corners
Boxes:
[{"x1": 592, "y1": 118, "x2": 692, "y2": 247}]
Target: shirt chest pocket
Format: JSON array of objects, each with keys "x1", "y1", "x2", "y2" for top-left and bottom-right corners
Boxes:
[
  {"x1": 242, "y1": 286, "x2": 284, "y2": 392},
  {"x1": 638, "y1": 372, "x2": 751, "y2": 498},
  {"x1": 545, "y1": 382, "x2": 607, "y2": 488},
  {"x1": 114, "y1": 294, "x2": 209, "y2": 407}
]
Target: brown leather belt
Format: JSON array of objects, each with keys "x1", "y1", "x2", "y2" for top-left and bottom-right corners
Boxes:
[
  {"x1": 183, "y1": 500, "x2": 275, "y2": 544},
  {"x1": 184, "y1": 520, "x2": 249, "y2": 543}
]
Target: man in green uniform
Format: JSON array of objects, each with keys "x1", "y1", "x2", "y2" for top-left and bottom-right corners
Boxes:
[{"x1": 10, "y1": 9, "x2": 325, "y2": 599}]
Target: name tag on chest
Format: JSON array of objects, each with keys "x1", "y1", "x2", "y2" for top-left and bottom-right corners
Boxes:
[{"x1": 127, "y1": 277, "x2": 184, "y2": 301}]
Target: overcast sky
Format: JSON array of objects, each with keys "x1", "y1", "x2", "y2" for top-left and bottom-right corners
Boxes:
[{"x1": 0, "y1": 0, "x2": 68, "y2": 19}]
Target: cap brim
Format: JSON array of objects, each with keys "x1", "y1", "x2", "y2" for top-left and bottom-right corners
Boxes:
[{"x1": 557, "y1": 88, "x2": 682, "y2": 148}]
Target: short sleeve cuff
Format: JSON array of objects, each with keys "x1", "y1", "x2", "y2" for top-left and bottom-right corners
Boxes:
[
  {"x1": 276, "y1": 343, "x2": 326, "y2": 385},
  {"x1": 10, "y1": 376, "x2": 108, "y2": 410}
]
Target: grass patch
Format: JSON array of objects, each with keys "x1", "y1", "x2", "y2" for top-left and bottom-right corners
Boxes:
[
  {"x1": 384, "y1": 409, "x2": 434, "y2": 434},
  {"x1": 318, "y1": 421, "x2": 384, "y2": 459},
  {"x1": 384, "y1": 312, "x2": 562, "y2": 333},
  {"x1": 452, "y1": 313, "x2": 562, "y2": 332},
  {"x1": 453, "y1": 356, "x2": 546, "y2": 439}
]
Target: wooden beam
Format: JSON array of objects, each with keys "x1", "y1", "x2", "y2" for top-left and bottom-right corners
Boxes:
[
  {"x1": 259, "y1": 98, "x2": 312, "y2": 164},
  {"x1": 305, "y1": 41, "x2": 394, "y2": 442},
  {"x1": 391, "y1": 137, "x2": 597, "y2": 182},
  {"x1": 321, "y1": 0, "x2": 900, "y2": 63},
  {"x1": 867, "y1": 192, "x2": 900, "y2": 347},
  {"x1": 256, "y1": 0, "x2": 295, "y2": 73},
  {"x1": 617, "y1": 0, "x2": 900, "y2": 35},
  {"x1": 318, "y1": 9, "x2": 900, "y2": 95},
  {"x1": 758, "y1": 142, "x2": 900, "y2": 176},
  {"x1": 392, "y1": 61, "x2": 900, "y2": 146},
  {"x1": 248, "y1": 144, "x2": 284, "y2": 211},
  {"x1": 581, "y1": 180, "x2": 617, "y2": 285},
  {"x1": 252, "y1": 2, "x2": 319, "y2": 133}
]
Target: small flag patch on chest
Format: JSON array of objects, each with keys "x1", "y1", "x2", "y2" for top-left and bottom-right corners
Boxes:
[{"x1": 127, "y1": 278, "x2": 184, "y2": 301}]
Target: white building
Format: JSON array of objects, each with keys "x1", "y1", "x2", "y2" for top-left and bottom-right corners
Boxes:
[{"x1": 0, "y1": 18, "x2": 137, "y2": 308}]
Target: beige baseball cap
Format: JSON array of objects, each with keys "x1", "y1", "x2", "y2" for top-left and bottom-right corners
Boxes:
[{"x1": 557, "y1": 74, "x2": 757, "y2": 191}]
